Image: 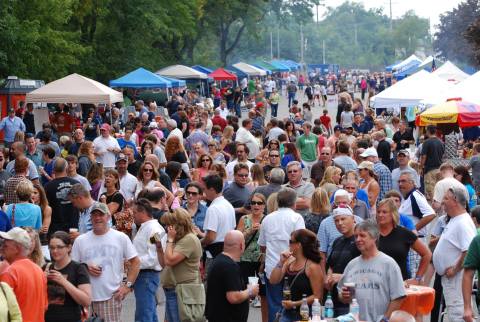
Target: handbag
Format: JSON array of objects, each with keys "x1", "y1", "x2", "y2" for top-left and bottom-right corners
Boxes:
[
  {"x1": 273, "y1": 264, "x2": 307, "y2": 322},
  {"x1": 112, "y1": 202, "x2": 134, "y2": 238},
  {"x1": 175, "y1": 274, "x2": 206, "y2": 322}
]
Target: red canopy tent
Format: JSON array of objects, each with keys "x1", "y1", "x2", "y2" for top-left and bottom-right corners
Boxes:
[{"x1": 208, "y1": 68, "x2": 238, "y2": 81}]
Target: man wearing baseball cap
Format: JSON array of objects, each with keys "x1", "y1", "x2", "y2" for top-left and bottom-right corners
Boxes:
[
  {"x1": 360, "y1": 147, "x2": 392, "y2": 202},
  {"x1": 93, "y1": 123, "x2": 121, "y2": 169},
  {"x1": 0, "y1": 227, "x2": 48, "y2": 322},
  {"x1": 391, "y1": 150, "x2": 420, "y2": 192}
]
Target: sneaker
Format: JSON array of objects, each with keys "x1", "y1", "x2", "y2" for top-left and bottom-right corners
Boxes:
[{"x1": 253, "y1": 296, "x2": 261, "y2": 308}]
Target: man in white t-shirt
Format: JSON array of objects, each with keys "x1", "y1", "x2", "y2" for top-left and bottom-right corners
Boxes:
[
  {"x1": 66, "y1": 155, "x2": 92, "y2": 191},
  {"x1": 432, "y1": 186, "x2": 476, "y2": 322},
  {"x1": 225, "y1": 143, "x2": 254, "y2": 182},
  {"x1": 432, "y1": 163, "x2": 466, "y2": 215},
  {"x1": 93, "y1": 123, "x2": 121, "y2": 169},
  {"x1": 116, "y1": 153, "x2": 138, "y2": 202},
  {"x1": 71, "y1": 202, "x2": 140, "y2": 321},
  {"x1": 235, "y1": 119, "x2": 260, "y2": 162},
  {"x1": 258, "y1": 187, "x2": 305, "y2": 322}
]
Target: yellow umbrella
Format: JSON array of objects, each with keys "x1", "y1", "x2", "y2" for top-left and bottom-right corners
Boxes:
[{"x1": 419, "y1": 100, "x2": 459, "y2": 125}]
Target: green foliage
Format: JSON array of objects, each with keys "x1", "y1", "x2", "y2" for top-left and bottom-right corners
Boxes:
[{"x1": 465, "y1": 17, "x2": 480, "y2": 66}]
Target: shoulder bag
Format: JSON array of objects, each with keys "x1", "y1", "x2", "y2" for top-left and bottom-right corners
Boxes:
[{"x1": 175, "y1": 273, "x2": 206, "y2": 322}]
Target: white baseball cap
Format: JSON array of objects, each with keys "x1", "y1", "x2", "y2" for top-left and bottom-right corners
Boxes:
[
  {"x1": 0, "y1": 227, "x2": 31, "y2": 250},
  {"x1": 360, "y1": 147, "x2": 378, "y2": 158}
]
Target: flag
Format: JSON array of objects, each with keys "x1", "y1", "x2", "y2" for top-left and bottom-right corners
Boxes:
[{"x1": 431, "y1": 58, "x2": 437, "y2": 72}]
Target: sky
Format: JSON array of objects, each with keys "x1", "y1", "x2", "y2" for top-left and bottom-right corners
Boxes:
[{"x1": 319, "y1": 0, "x2": 464, "y2": 31}]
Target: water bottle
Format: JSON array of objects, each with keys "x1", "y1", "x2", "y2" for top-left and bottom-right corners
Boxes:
[
  {"x1": 312, "y1": 298, "x2": 321, "y2": 321},
  {"x1": 324, "y1": 293, "x2": 334, "y2": 319},
  {"x1": 282, "y1": 277, "x2": 291, "y2": 300},
  {"x1": 299, "y1": 294, "x2": 309, "y2": 322},
  {"x1": 350, "y1": 298, "x2": 360, "y2": 321}
]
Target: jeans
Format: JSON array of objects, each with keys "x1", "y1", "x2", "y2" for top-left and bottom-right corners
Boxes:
[
  {"x1": 271, "y1": 104, "x2": 278, "y2": 117},
  {"x1": 280, "y1": 309, "x2": 301, "y2": 322},
  {"x1": 266, "y1": 277, "x2": 283, "y2": 322},
  {"x1": 133, "y1": 270, "x2": 160, "y2": 322},
  {"x1": 164, "y1": 287, "x2": 181, "y2": 322},
  {"x1": 234, "y1": 103, "x2": 242, "y2": 118},
  {"x1": 288, "y1": 92, "x2": 296, "y2": 107},
  {"x1": 227, "y1": 99, "x2": 234, "y2": 111}
]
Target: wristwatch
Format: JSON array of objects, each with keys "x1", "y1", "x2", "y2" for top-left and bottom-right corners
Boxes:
[{"x1": 124, "y1": 281, "x2": 134, "y2": 289}]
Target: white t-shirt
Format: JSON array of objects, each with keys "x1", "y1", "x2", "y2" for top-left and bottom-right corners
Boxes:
[
  {"x1": 433, "y1": 177, "x2": 466, "y2": 204},
  {"x1": 432, "y1": 213, "x2": 476, "y2": 275},
  {"x1": 235, "y1": 127, "x2": 260, "y2": 160},
  {"x1": 314, "y1": 84, "x2": 321, "y2": 95},
  {"x1": 70, "y1": 174, "x2": 92, "y2": 191},
  {"x1": 119, "y1": 172, "x2": 137, "y2": 201},
  {"x1": 225, "y1": 159, "x2": 253, "y2": 182},
  {"x1": 71, "y1": 229, "x2": 138, "y2": 301},
  {"x1": 203, "y1": 196, "x2": 236, "y2": 245},
  {"x1": 132, "y1": 219, "x2": 166, "y2": 270},
  {"x1": 258, "y1": 207, "x2": 305, "y2": 278},
  {"x1": 93, "y1": 136, "x2": 120, "y2": 168},
  {"x1": 215, "y1": 107, "x2": 229, "y2": 119},
  {"x1": 267, "y1": 127, "x2": 285, "y2": 141}
]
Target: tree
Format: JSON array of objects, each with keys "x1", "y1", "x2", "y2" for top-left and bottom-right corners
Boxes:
[{"x1": 465, "y1": 17, "x2": 480, "y2": 66}]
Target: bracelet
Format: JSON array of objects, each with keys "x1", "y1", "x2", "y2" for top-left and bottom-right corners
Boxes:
[
  {"x1": 167, "y1": 240, "x2": 175, "y2": 244},
  {"x1": 415, "y1": 275, "x2": 423, "y2": 282},
  {"x1": 276, "y1": 262, "x2": 283, "y2": 269}
]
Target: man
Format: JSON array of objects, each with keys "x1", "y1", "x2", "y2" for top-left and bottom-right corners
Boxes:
[
  {"x1": 432, "y1": 163, "x2": 466, "y2": 214},
  {"x1": 140, "y1": 187, "x2": 168, "y2": 220},
  {"x1": 338, "y1": 220, "x2": 406, "y2": 322},
  {"x1": 115, "y1": 152, "x2": 138, "y2": 202},
  {"x1": 352, "y1": 113, "x2": 367, "y2": 135},
  {"x1": 374, "y1": 130, "x2": 392, "y2": 169},
  {"x1": 326, "y1": 206, "x2": 361, "y2": 316},
  {"x1": 296, "y1": 122, "x2": 318, "y2": 178},
  {"x1": 223, "y1": 164, "x2": 252, "y2": 223},
  {"x1": 235, "y1": 119, "x2": 260, "y2": 163},
  {"x1": 117, "y1": 126, "x2": 137, "y2": 156},
  {"x1": 343, "y1": 125, "x2": 356, "y2": 147},
  {"x1": 66, "y1": 155, "x2": 92, "y2": 191},
  {"x1": 132, "y1": 198, "x2": 165, "y2": 322},
  {"x1": 68, "y1": 183, "x2": 96, "y2": 234},
  {"x1": 135, "y1": 99, "x2": 149, "y2": 116},
  {"x1": 37, "y1": 128, "x2": 61, "y2": 156},
  {"x1": 420, "y1": 125, "x2": 445, "y2": 201},
  {"x1": 212, "y1": 109, "x2": 227, "y2": 131},
  {"x1": 44, "y1": 158, "x2": 80, "y2": 235},
  {"x1": 250, "y1": 168, "x2": 284, "y2": 202},
  {"x1": 206, "y1": 230, "x2": 259, "y2": 322},
  {"x1": 310, "y1": 147, "x2": 343, "y2": 187},
  {"x1": 326, "y1": 125, "x2": 342, "y2": 154},
  {"x1": 201, "y1": 175, "x2": 236, "y2": 264},
  {"x1": 432, "y1": 186, "x2": 475, "y2": 322},
  {"x1": 124, "y1": 146, "x2": 142, "y2": 177},
  {"x1": 265, "y1": 118, "x2": 285, "y2": 142},
  {"x1": 4, "y1": 157, "x2": 30, "y2": 205},
  {"x1": 0, "y1": 227, "x2": 47, "y2": 322},
  {"x1": 462, "y1": 205, "x2": 480, "y2": 322},
  {"x1": 93, "y1": 123, "x2": 121, "y2": 169},
  {"x1": 0, "y1": 108, "x2": 25, "y2": 147},
  {"x1": 258, "y1": 188, "x2": 305, "y2": 322},
  {"x1": 264, "y1": 76, "x2": 275, "y2": 99},
  {"x1": 225, "y1": 143, "x2": 254, "y2": 181},
  {"x1": 286, "y1": 81, "x2": 297, "y2": 108},
  {"x1": 262, "y1": 150, "x2": 282, "y2": 181},
  {"x1": 392, "y1": 120, "x2": 414, "y2": 152},
  {"x1": 25, "y1": 133, "x2": 43, "y2": 168},
  {"x1": 215, "y1": 100, "x2": 229, "y2": 120},
  {"x1": 342, "y1": 178, "x2": 369, "y2": 220},
  {"x1": 283, "y1": 161, "x2": 315, "y2": 215},
  {"x1": 68, "y1": 128, "x2": 85, "y2": 156},
  {"x1": 0, "y1": 150, "x2": 11, "y2": 204},
  {"x1": 391, "y1": 150, "x2": 420, "y2": 192},
  {"x1": 50, "y1": 104, "x2": 75, "y2": 137},
  {"x1": 333, "y1": 140, "x2": 357, "y2": 172},
  {"x1": 6, "y1": 141, "x2": 39, "y2": 182},
  {"x1": 23, "y1": 103, "x2": 36, "y2": 134},
  {"x1": 166, "y1": 119, "x2": 184, "y2": 144},
  {"x1": 71, "y1": 202, "x2": 140, "y2": 322},
  {"x1": 186, "y1": 121, "x2": 210, "y2": 151},
  {"x1": 360, "y1": 147, "x2": 392, "y2": 202}
]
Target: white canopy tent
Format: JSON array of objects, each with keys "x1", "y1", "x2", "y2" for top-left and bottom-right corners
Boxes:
[
  {"x1": 155, "y1": 65, "x2": 208, "y2": 79},
  {"x1": 443, "y1": 71, "x2": 480, "y2": 104},
  {"x1": 371, "y1": 70, "x2": 453, "y2": 110},
  {"x1": 232, "y1": 62, "x2": 267, "y2": 76},
  {"x1": 433, "y1": 61, "x2": 470, "y2": 84},
  {"x1": 26, "y1": 73, "x2": 123, "y2": 104}
]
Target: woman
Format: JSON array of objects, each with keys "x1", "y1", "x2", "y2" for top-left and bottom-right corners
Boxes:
[
  {"x1": 23, "y1": 226, "x2": 46, "y2": 267},
  {"x1": 454, "y1": 165, "x2": 477, "y2": 210},
  {"x1": 6, "y1": 180, "x2": 42, "y2": 229},
  {"x1": 352, "y1": 98, "x2": 364, "y2": 113},
  {"x1": 270, "y1": 229, "x2": 324, "y2": 322},
  {"x1": 209, "y1": 163, "x2": 229, "y2": 190},
  {"x1": 83, "y1": 108, "x2": 101, "y2": 141},
  {"x1": 165, "y1": 136, "x2": 191, "y2": 186},
  {"x1": 358, "y1": 161, "x2": 380, "y2": 217},
  {"x1": 376, "y1": 198, "x2": 431, "y2": 282},
  {"x1": 32, "y1": 183, "x2": 52, "y2": 243},
  {"x1": 157, "y1": 208, "x2": 203, "y2": 322},
  {"x1": 182, "y1": 182, "x2": 207, "y2": 238},
  {"x1": 165, "y1": 162, "x2": 183, "y2": 210},
  {"x1": 135, "y1": 161, "x2": 163, "y2": 197},
  {"x1": 139, "y1": 140, "x2": 156, "y2": 162},
  {"x1": 207, "y1": 141, "x2": 226, "y2": 164},
  {"x1": 249, "y1": 164, "x2": 267, "y2": 189},
  {"x1": 237, "y1": 193, "x2": 267, "y2": 322},
  {"x1": 45, "y1": 231, "x2": 91, "y2": 322},
  {"x1": 319, "y1": 166, "x2": 342, "y2": 198},
  {"x1": 192, "y1": 154, "x2": 213, "y2": 183},
  {"x1": 0, "y1": 281, "x2": 21, "y2": 321},
  {"x1": 39, "y1": 146, "x2": 56, "y2": 185},
  {"x1": 86, "y1": 162, "x2": 104, "y2": 201},
  {"x1": 100, "y1": 169, "x2": 125, "y2": 225},
  {"x1": 303, "y1": 188, "x2": 330, "y2": 234},
  {"x1": 285, "y1": 121, "x2": 299, "y2": 143},
  {"x1": 220, "y1": 125, "x2": 235, "y2": 161},
  {"x1": 256, "y1": 139, "x2": 280, "y2": 165},
  {"x1": 77, "y1": 141, "x2": 95, "y2": 177},
  {"x1": 267, "y1": 192, "x2": 279, "y2": 214},
  {"x1": 281, "y1": 143, "x2": 302, "y2": 168}
]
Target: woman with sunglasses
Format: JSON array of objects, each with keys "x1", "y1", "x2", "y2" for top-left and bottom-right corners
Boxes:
[
  {"x1": 192, "y1": 154, "x2": 213, "y2": 184},
  {"x1": 237, "y1": 193, "x2": 267, "y2": 322},
  {"x1": 45, "y1": 231, "x2": 91, "y2": 322},
  {"x1": 256, "y1": 139, "x2": 280, "y2": 165},
  {"x1": 270, "y1": 229, "x2": 324, "y2": 322},
  {"x1": 135, "y1": 161, "x2": 163, "y2": 197},
  {"x1": 207, "y1": 141, "x2": 226, "y2": 164},
  {"x1": 183, "y1": 182, "x2": 207, "y2": 238},
  {"x1": 358, "y1": 161, "x2": 380, "y2": 217}
]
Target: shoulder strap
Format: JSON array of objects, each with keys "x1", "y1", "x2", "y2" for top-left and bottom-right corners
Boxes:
[
  {"x1": 0, "y1": 283, "x2": 11, "y2": 322},
  {"x1": 10, "y1": 205, "x2": 15, "y2": 227},
  {"x1": 287, "y1": 261, "x2": 307, "y2": 289}
]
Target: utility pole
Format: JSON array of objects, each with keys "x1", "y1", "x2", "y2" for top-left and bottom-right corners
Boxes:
[
  {"x1": 277, "y1": 25, "x2": 280, "y2": 58},
  {"x1": 300, "y1": 23, "x2": 304, "y2": 74},
  {"x1": 322, "y1": 40, "x2": 325, "y2": 64},
  {"x1": 270, "y1": 31, "x2": 273, "y2": 59},
  {"x1": 389, "y1": 0, "x2": 393, "y2": 31}
]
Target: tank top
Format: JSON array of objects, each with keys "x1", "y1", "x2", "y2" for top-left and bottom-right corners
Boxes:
[
  {"x1": 360, "y1": 180, "x2": 377, "y2": 216},
  {"x1": 285, "y1": 260, "x2": 312, "y2": 305}
]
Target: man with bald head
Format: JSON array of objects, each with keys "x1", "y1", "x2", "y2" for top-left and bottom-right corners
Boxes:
[{"x1": 206, "y1": 230, "x2": 259, "y2": 322}]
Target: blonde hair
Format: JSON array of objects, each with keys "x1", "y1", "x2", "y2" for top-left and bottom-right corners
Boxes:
[
  {"x1": 319, "y1": 166, "x2": 341, "y2": 187},
  {"x1": 377, "y1": 198, "x2": 399, "y2": 226},
  {"x1": 16, "y1": 179, "x2": 34, "y2": 201},
  {"x1": 267, "y1": 192, "x2": 279, "y2": 214},
  {"x1": 160, "y1": 208, "x2": 194, "y2": 241},
  {"x1": 223, "y1": 126, "x2": 234, "y2": 140},
  {"x1": 310, "y1": 188, "x2": 331, "y2": 214},
  {"x1": 23, "y1": 227, "x2": 45, "y2": 267},
  {"x1": 250, "y1": 164, "x2": 267, "y2": 186}
]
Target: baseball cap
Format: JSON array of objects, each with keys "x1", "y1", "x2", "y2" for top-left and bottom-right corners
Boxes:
[
  {"x1": 91, "y1": 202, "x2": 111, "y2": 216},
  {"x1": 332, "y1": 206, "x2": 354, "y2": 217},
  {"x1": 334, "y1": 125, "x2": 342, "y2": 132},
  {"x1": 358, "y1": 161, "x2": 374, "y2": 171},
  {"x1": 7, "y1": 108, "x2": 15, "y2": 113},
  {"x1": 116, "y1": 153, "x2": 128, "y2": 163},
  {"x1": 100, "y1": 123, "x2": 111, "y2": 132},
  {"x1": 360, "y1": 147, "x2": 378, "y2": 158},
  {"x1": 256, "y1": 102, "x2": 264, "y2": 108},
  {"x1": 167, "y1": 119, "x2": 177, "y2": 128},
  {"x1": 398, "y1": 149, "x2": 410, "y2": 157},
  {"x1": 0, "y1": 227, "x2": 31, "y2": 250},
  {"x1": 149, "y1": 121, "x2": 158, "y2": 129}
]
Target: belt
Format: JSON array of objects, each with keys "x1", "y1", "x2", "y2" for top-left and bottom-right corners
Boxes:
[{"x1": 140, "y1": 269, "x2": 161, "y2": 273}]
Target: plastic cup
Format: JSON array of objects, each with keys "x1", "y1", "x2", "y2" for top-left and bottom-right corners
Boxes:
[
  {"x1": 344, "y1": 282, "x2": 356, "y2": 298},
  {"x1": 69, "y1": 228, "x2": 78, "y2": 233},
  {"x1": 248, "y1": 276, "x2": 259, "y2": 285}
]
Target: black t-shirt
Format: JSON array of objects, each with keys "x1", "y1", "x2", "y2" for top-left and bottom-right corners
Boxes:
[
  {"x1": 100, "y1": 191, "x2": 125, "y2": 226},
  {"x1": 393, "y1": 129, "x2": 414, "y2": 151},
  {"x1": 45, "y1": 177, "x2": 80, "y2": 235},
  {"x1": 377, "y1": 140, "x2": 391, "y2": 166},
  {"x1": 171, "y1": 151, "x2": 188, "y2": 179},
  {"x1": 206, "y1": 254, "x2": 249, "y2": 322},
  {"x1": 127, "y1": 160, "x2": 142, "y2": 177},
  {"x1": 378, "y1": 226, "x2": 417, "y2": 280},
  {"x1": 45, "y1": 260, "x2": 90, "y2": 322},
  {"x1": 421, "y1": 137, "x2": 445, "y2": 173}
]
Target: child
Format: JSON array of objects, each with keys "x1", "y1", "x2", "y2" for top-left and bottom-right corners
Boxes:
[
  {"x1": 340, "y1": 104, "x2": 354, "y2": 128},
  {"x1": 320, "y1": 109, "x2": 332, "y2": 136}
]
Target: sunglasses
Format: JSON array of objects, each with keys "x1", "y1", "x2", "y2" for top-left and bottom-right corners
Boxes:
[
  {"x1": 269, "y1": 155, "x2": 279, "y2": 158},
  {"x1": 143, "y1": 168, "x2": 154, "y2": 173},
  {"x1": 321, "y1": 153, "x2": 330, "y2": 155},
  {"x1": 186, "y1": 191, "x2": 199, "y2": 196},
  {"x1": 208, "y1": 144, "x2": 215, "y2": 147},
  {"x1": 287, "y1": 170, "x2": 299, "y2": 174},
  {"x1": 251, "y1": 201, "x2": 264, "y2": 206},
  {"x1": 201, "y1": 159, "x2": 211, "y2": 162},
  {"x1": 237, "y1": 174, "x2": 249, "y2": 178}
]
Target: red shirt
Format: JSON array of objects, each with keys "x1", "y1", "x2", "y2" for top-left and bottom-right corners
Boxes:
[
  {"x1": 212, "y1": 115, "x2": 227, "y2": 131},
  {"x1": 320, "y1": 115, "x2": 331, "y2": 128},
  {"x1": 51, "y1": 112, "x2": 75, "y2": 134}
]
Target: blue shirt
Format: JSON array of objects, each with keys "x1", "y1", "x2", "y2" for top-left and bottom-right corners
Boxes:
[
  {"x1": 183, "y1": 202, "x2": 208, "y2": 232},
  {"x1": 0, "y1": 116, "x2": 26, "y2": 143},
  {"x1": 6, "y1": 203, "x2": 42, "y2": 229},
  {"x1": 117, "y1": 138, "x2": 139, "y2": 157},
  {"x1": 0, "y1": 211, "x2": 12, "y2": 232},
  {"x1": 399, "y1": 214, "x2": 415, "y2": 231},
  {"x1": 466, "y1": 184, "x2": 477, "y2": 210}
]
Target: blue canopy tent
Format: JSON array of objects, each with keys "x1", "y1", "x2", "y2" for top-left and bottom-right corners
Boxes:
[
  {"x1": 227, "y1": 66, "x2": 248, "y2": 78},
  {"x1": 385, "y1": 61, "x2": 401, "y2": 72},
  {"x1": 110, "y1": 67, "x2": 172, "y2": 88},
  {"x1": 269, "y1": 60, "x2": 290, "y2": 72},
  {"x1": 285, "y1": 60, "x2": 302, "y2": 70},
  {"x1": 161, "y1": 76, "x2": 186, "y2": 88},
  {"x1": 191, "y1": 65, "x2": 213, "y2": 75},
  {"x1": 276, "y1": 60, "x2": 298, "y2": 71}
]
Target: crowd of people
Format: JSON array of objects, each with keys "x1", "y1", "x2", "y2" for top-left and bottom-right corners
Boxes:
[{"x1": 0, "y1": 71, "x2": 478, "y2": 322}]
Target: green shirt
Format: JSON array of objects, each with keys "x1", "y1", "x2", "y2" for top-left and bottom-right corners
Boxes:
[
  {"x1": 464, "y1": 234, "x2": 480, "y2": 278},
  {"x1": 296, "y1": 133, "x2": 318, "y2": 162}
]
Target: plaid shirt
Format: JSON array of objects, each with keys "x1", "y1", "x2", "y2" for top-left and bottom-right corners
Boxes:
[
  {"x1": 4, "y1": 175, "x2": 29, "y2": 205},
  {"x1": 374, "y1": 161, "x2": 392, "y2": 202}
]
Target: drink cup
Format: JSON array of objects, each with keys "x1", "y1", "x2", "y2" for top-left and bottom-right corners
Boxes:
[
  {"x1": 248, "y1": 276, "x2": 259, "y2": 285},
  {"x1": 344, "y1": 282, "x2": 356, "y2": 299},
  {"x1": 69, "y1": 228, "x2": 78, "y2": 233}
]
